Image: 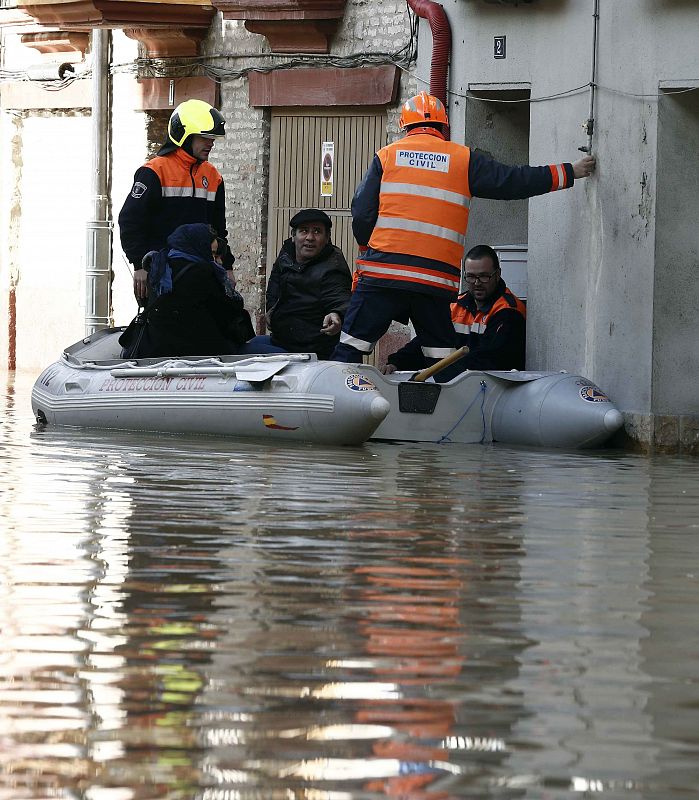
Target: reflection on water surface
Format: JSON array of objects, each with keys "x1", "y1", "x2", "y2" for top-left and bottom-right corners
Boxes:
[{"x1": 1, "y1": 372, "x2": 699, "y2": 799}]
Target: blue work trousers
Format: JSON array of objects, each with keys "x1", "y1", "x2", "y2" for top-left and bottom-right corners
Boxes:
[{"x1": 330, "y1": 282, "x2": 455, "y2": 364}]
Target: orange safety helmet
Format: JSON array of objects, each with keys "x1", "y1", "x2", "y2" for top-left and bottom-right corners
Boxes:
[{"x1": 398, "y1": 91, "x2": 449, "y2": 131}]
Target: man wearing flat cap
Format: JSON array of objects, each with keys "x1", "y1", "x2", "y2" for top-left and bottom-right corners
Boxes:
[{"x1": 246, "y1": 209, "x2": 352, "y2": 359}]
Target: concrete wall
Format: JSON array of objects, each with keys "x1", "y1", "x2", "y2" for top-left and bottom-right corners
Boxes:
[
  {"x1": 441, "y1": 0, "x2": 699, "y2": 451},
  {"x1": 653, "y1": 90, "x2": 699, "y2": 415},
  {"x1": 463, "y1": 90, "x2": 531, "y2": 254}
]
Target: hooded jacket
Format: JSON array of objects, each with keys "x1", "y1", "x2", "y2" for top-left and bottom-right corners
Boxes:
[{"x1": 120, "y1": 223, "x2": 252, "y2": 359}]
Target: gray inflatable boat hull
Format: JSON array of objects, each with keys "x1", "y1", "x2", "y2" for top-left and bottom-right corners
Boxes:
[
  {"x1": 355, "y1": 366, "x2": 624, "y2": 449},
  {"x1": 31, "y1": 329, "x2": 623, "y2": 449},
  {"x1": 31, "y1": 329, "x2": 390, "y2": 446}
]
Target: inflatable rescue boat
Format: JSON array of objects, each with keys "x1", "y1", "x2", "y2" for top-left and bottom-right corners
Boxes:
[
  {"x1": 31, "y1": 328, "x2": 624, "y2": 449},
  {"x1": 356, "y1": 366, "x2": 624, "y2": 449},
  {"x1": 31, "y1": 328, "x2": 391, "y2": 446}
]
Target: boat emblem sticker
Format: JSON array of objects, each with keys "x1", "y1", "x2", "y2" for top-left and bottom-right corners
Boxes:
[
  {"x1": 262, "y1": 414, "x2": 299, "y2": 431},
  {"x1": 579, "y1": 385, "x2": 610, "y2": 403},
  {"x1": 345, "y1": 374, "x2": 375, "y2": 392}
]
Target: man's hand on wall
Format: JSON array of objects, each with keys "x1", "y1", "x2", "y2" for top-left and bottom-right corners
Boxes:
[{"x1": 573, "y1": 155, "x2": 596, "y2": 178}]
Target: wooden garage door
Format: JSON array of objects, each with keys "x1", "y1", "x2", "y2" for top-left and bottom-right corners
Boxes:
[{"x1": 266, "y1": 109, "x2": 387, "y2": 277}]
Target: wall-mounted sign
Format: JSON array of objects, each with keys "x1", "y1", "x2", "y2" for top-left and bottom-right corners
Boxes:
[
  {"x1": 494, "y1": 36, "x2": 506, "y2": 59},
  {"x1": 321, "y1": 141, "x2": 334, "y2": 197}
]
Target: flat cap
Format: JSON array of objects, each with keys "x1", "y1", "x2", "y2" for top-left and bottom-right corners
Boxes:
[{"x1": 289, "y1": 209, "x2": 332, "y2": 230}]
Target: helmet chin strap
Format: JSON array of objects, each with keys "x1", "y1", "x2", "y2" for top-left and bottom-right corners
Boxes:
[{"x1": 181, "y1": 135, "x2": 195, "y2": 156}]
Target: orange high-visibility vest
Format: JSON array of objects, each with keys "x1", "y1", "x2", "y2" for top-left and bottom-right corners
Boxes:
[
  {"x1": 369, "y1": 133, "x2": 471, "y2": 271},
  {"x1": 451, "y1": 289, "x2": 526, "y2": 335},
  {"x1": 146, "y1": 150, "x2": 222, "y2": 202}
]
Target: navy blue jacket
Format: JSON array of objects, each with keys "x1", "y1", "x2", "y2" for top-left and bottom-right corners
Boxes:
[
  {"x1": 118, "y1": 151, "x2": 233, "y2": 269},
  {"x1": 388, "y1": 280, "x2": 526, "y2": 376},
  {"x1": 352, "y1": 145, "x2": 574, "y2": 298}
]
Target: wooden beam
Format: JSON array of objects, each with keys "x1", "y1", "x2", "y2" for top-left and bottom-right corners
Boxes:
[
  {"x1": 17, "y1": 1, "x2": 215, "y2": 28},
  {"x1": 249, "y1": 65, "x2": 400, "y2": 107}
]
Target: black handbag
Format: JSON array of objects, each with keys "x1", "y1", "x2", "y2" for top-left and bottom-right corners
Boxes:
[
  {"x1": 118, "y1": 310, "x2": 149, "y2": 358},
  {"x1": 118, "y1": 262, "x2": 199, "y2": 358}
]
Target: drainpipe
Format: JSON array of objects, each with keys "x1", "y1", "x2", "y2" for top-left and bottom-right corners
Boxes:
[
  {"x1": 407, "y1": 0, "x2": 452, "y2": 109},
  {"x1": 85, "y1": 28, "x2": 113, "y2": 335}
]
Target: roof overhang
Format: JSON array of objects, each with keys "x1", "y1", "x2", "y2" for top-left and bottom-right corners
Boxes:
[{"x1": 8, "y1": 0, "x2": 215, "y2": 28}]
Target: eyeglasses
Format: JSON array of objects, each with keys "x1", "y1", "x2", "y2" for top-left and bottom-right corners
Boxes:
[{"x1": 464, "y1": 270, "x2": 498, "y2": 284}]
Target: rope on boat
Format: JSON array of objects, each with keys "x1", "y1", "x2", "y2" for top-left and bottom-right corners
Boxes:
[
  {"x1": 436, "y1": 380, "x2": 488, "y2": 444},
  {"x1": 62, "y1": 352, "x2": 313, "y2": 375}
]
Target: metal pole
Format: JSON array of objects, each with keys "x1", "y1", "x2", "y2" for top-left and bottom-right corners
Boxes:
[
  {"x1": 580, "y1": 0, "x2": 600, "y2": 155},
  {"x1": 85, "y1": 27, "x2": 112, "y2": 335}
]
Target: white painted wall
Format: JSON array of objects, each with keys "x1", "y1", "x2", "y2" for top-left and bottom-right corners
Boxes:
[
  {"x1": 440, "y1": 0, "x2": 699, "y2": 431},
  {"x1": 9, "y1": 115, "x2": 90, "y2": 369},
  {"x1": 0, "y1": 31, "x2": 144, "y2": 372}
]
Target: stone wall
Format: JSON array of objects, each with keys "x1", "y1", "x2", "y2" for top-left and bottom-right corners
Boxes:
[{"x1": 209, "y1": 1, "x2": 417, "y2": 330}]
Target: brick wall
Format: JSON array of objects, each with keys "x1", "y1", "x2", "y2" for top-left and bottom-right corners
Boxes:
[{"x1": 213, "y1": 1, "x2": 418, "y2": 340}]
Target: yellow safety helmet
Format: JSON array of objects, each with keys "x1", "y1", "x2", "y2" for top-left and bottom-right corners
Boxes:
[{"x1": 167, "y1": 99, "x2": 226, "y2": 148}]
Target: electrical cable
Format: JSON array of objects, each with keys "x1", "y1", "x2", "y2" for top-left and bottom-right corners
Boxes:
[{"x1": 1, "y1": 0, "x2": 695, "y2": 106}]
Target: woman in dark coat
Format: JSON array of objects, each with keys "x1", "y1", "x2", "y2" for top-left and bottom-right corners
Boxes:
[{"x1": 120, "y1": 223, "x2": 254, "y2": 358}]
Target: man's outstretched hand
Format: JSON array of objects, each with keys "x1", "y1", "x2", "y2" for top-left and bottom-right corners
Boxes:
[{"x1": 573, "y1": 155, "x2": 596, "y2": 178}]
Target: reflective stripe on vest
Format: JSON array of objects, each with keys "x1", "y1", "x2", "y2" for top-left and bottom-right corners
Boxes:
[
  {"x1": 374, "y1": 216, "x2": 467, "y2": 248},
  {"x1": 451, "y1": 289, "x2": 526, "y2": 334},
  {"x1": 146, "y1": 151, "x2": 222, "y2": 202},
  {"x1": 162, "y1": 186, "x2": 218, "y2": 201},
  {"x1": 356, "y1": 258, "x2": 461, "y2": 292},
  {"x1": 380, "y1": 181, "x2": 471, "y2": 208},
  {"x1": 454, "y1": 321, "x2": 485, "y2": 335},
  {"x1": 369, "y1": 134, "x2": 472, "y2": 270},
  {"x1": 548, "y1": 163, "x2": 570, "y2": 191}
]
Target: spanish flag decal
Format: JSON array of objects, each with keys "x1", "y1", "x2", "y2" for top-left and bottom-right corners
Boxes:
[{"x1": 262, "y1": 414, "x2": 299, "y2": 431}]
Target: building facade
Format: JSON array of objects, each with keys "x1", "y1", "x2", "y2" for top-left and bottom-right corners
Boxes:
[
  {"x1": 442, "y1": 0, "x2": 698, "y2": 453},
  {"x1": 0, "y1": 0, "x2": 697, "y2": 452}
]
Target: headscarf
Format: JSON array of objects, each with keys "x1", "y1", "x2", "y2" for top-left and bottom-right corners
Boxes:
[{"x1": 148, "y1": 223, "x2": 229, "y2": 298}]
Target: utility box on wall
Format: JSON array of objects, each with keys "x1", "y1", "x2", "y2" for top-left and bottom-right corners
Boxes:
[{"x1": 494, "y1": 245, "x2": 527, "y2": 300}]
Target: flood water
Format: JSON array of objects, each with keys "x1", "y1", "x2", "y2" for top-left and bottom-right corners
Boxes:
[{"x1": 2, "y1": 371, "x2": 699, "y2": 800}]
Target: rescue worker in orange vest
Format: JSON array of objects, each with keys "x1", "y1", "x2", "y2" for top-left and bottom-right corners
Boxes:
[
  {"x1": 383, "y1": 245, "x2": 526, "y2": 380},
  {"x1": 118, "y1": 99, "x2": 235, "y2": 305},
  {"x1": 330, "y1": 91, "x2": 595, "y2": 364}
]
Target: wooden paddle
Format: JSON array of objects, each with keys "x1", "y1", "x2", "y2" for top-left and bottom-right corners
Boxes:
[{"x1": 412, "y1": 346, "x2": 469, "y2": 383}]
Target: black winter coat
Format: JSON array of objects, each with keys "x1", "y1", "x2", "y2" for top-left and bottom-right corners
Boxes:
[
  {"x1": 267, "y1": 240, "x2": 352, "y2": 359},
  {"x1": 126, "y1": 258, "x2": 254, "y2": 358}
]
